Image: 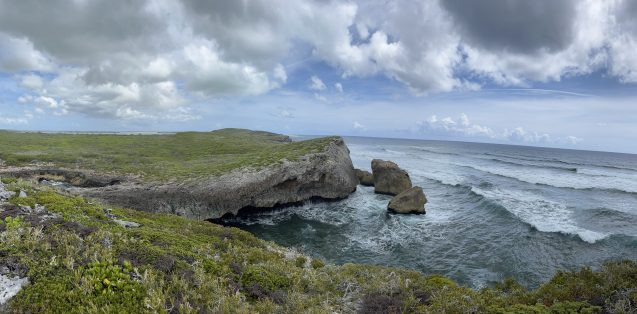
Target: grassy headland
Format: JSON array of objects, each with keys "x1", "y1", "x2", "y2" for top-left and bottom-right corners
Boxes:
[
  {"x1": 0, "y1": 129, "x2": 338, "y2": 181},
  {"x1": 1, "y1": 178, "x2": 636, "y2": 313}
]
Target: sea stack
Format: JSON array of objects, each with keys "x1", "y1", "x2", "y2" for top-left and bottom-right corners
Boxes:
[
  {"x1": 371, "y1": 159, "x2": 412, "y2": 195},
  {"x1": 354, "y1": 169, "x2": 374, "y2": 186},
  {"x1": 387, "y1": 186, "x2": 427, "y2": 214}
]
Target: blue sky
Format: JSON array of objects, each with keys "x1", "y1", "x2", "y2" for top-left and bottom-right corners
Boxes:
[{"x1": 1, "y1": 0, "x2": 637, "y2": 154}]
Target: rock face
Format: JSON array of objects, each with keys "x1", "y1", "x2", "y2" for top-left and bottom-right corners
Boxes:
[
  {"x1": 371, "y1": 159, "x2": 412, "y2": 195},
  {"x1": 27, "y1": 137, "x2": 359, "y2": 220},
  {"x1": 387, "y1": 186, "x2": 427, "y2": 214},
  {"x1": 354, "y1": 169, "x2": 374, "y2": 186}
]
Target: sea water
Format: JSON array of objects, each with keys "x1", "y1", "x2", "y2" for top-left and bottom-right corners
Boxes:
[{"x1": 220, "y1": 136, "x2": 637, "y2": 288}]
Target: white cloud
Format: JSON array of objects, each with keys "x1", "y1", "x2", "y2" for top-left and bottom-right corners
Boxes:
[
  {"x1": 20, "y1": 74, "x2": 43, "y2": 89},
  {"x1": 0, "y1": 113, "x2": 30, "y2": 125},
  {"x1": 417, "y1": 113, "x2": 582, "y2": 146},
  {"x1": 309, "y1": 75, "x2": 326, "y2": 91},
  {"x1": 335, "y1": 82, "x2": 343, "y2": 93},
  {"x1": 353, "y1": 121, "x2": 365, "y2": 130},
  {"x1": 280, "y1": 110, "x2": 294, "y2": 119},
  {"x1": 0, "y1": 0, "x2": 636, "y2": 123}
]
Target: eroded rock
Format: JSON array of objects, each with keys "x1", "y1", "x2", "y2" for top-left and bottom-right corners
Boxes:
[
  {"x1": 81, "y1": 137, "x2": 358, "y2": 220},
  {"x1": 387, "y1": 186, "x2": 427, "y2": 214},
  {"x1": 371, "y1": 159, "x2": 412, "y2": 196},
  {"x1": 355, "y1": 169, "x2": 374, "y2": 186}
]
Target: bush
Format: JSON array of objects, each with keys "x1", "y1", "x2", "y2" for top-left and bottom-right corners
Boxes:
[
  {"x1": 295, "y1": 256, "x2": 307, "y2": 268},
  {"x1": 311, "y1": 258, "x2": 325, "y2": 269},
  {"x1": 240, "y1": 265, "x2": 291, "y2": 295}
]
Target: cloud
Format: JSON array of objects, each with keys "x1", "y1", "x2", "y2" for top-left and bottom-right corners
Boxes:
[
  {"x1": 335, "y1": 82, "x2": 343, "y2": 93},
  {"x1": 0, "y1": 0, "x2": 637, "y2": 123},
  {"x1": 309, "y1": 75, "x2": 326, "y2": 91},
  {"x1": 441, "y1": 0, "x2": 577, "y2": 53},
  {"x1": 417, "y1": 113, "x2": 494, "y2": 138},
  {"x1": 353, "y1": 121, "x2": 365, "y2": 130},
  {"x1": 0, "y1": 113, "x2": 30, "y2": 125},
  {"x1": 417, "y1": 113, "x2": 582, "y2": 146}
]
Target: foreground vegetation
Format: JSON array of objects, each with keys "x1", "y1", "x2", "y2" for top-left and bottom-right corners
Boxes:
[
  {"x1": 1, "y1": 178, "x2": 636, "y2": 313},
  {"x1": 0, "y1": 129, "x2": 338, "y2": 181}
]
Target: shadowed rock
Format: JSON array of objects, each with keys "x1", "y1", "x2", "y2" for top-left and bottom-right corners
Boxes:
[
  {"x1": 371, "y1": 159, "x2": 412, "y2": 195},
  {"x1": 387, "y1": 186, "x2": 427, "y2": 214},
  {"x1": 355, "y1": 169, "x2": 374, "y2": 186}
]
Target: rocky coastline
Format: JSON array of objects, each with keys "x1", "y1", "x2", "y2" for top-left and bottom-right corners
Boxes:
[{"x1": 1, "y1": 134, "x2": 358, "y2": 220}]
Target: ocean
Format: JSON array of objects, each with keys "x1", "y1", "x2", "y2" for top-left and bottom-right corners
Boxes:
[{"x1": 219, "y1": 136, "x2": 637, "y2": 288}]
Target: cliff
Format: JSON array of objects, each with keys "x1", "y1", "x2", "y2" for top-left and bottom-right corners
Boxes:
[
  {"x1": 80, "y1": 137, "x2": 357, "y2": 219},
  {"x1": 0, "y1": 129, "x2": 358, "y2": 219}
]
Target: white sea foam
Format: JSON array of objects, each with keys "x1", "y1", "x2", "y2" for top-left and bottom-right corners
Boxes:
[
  {"x1": 467, "y1": 164, "x2": 637, "y2": 193},
  {"x1": 471, "y1": 187, "x2": 608, "y2": 243}
]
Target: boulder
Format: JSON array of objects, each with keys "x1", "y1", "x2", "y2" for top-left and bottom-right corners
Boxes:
[
  {"x1": 387, "y1": 186, "x2": 427, "y2": 214},
  {"x1": 114, "y1": 219, "x2": 141, "y2": 228},
  {"x1": 354, "y1": 169, "x2": 374, "y2": 186},
  {"x1": 371, "y1": 159, "x2": 412, "y2": 195},
  {"x1": 0, "y1": 180, "x2": 15, "y2": 201}
]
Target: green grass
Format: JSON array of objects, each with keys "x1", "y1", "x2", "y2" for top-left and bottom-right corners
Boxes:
[
  {"x1": 1, "y1": 179, "x2": 636, "y2": 313},
  {"x1": 0, "y1": 129, "x2": 339, "y2": 181}
]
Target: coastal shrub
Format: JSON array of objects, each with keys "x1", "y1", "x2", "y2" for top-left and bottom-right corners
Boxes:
[
  {"x1": 3, "y1": 216, "x2": 24, "y2": 229},
  {"x1": 0, "y1": 130, "x2": 341, "y2": 181},
  {"x1": 1, "y1": 176, "x2": 17, "y2": 184},
  {"x1": 83, "y1": 260, "x2": 138, "y2": 295},
  {"x1": 311, "y1": 258, "x2": 325, "y2": 269},
  {"x1": 240, "y1": 265, "x2": 291, "y2": 298},
  {"x1": 359, "y1": 292, "x2": 405, "y2": 314},
  {"x1": 295, "y1": 256, "x2": 307, "y2": 268},
  {"x1": 2, "y1": 181, "x2": 637, "y2": 313}
]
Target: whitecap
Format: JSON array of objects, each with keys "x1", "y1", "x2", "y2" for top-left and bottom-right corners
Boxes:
[
  {"x1": 471, "y1": 187, "x2": 608, "y2": 243},
  {"x1": 467, "y1": 164, "x2": 637, "y2": 194}
]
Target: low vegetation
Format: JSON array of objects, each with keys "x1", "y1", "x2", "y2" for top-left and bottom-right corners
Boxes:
[
  {"x1": 1, "y1": 177, "x2": 635, "y2": 313},
  {"x1": 0, "y1": 129, "x2": 338, "y2": 181}
]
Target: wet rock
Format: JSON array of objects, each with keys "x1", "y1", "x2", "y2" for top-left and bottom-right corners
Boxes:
[
  {"x1": 114, "y1": 219, "x2": 141, "y2": 228},
  {"x1": 371, "y1": 159, "x2": 412, "y2": 196},
  {"x1": 387, "y1": 186, "x2": 427, "y2": 214},
  {"x1": 355, "y1": 169, "x2": 374, "y2": 186}
]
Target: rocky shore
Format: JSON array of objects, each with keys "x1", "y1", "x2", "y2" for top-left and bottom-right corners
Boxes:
[{"x1": 0, "y1": 131, "x2": 358, "y2": 220}]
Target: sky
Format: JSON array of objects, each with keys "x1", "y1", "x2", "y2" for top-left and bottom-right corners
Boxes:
[{"x1": 0, "y1": 0, "x2": 636, "y2": 154}]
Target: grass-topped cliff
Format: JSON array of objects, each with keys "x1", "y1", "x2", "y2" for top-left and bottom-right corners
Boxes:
[
  {"x1": 1, "y1": 177, "x2": 636, "y2": 313},
  {"x1": 0, "y1": 129, "x2": 338, "y2": 181}
]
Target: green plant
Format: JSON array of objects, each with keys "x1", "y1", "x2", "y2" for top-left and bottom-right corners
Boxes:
[
  {"x1": 295, "y1": 256, "x2": 307, "y2": 268},
  {"x1": 240, "y1": 265, "x2": 291, "y2": 294},
  {"x1": 83, "y1": 260, "x2": 138, "y2": 296},
  {"x1": 310, "y1": 258, "x2": 325, "y2": 269},
  {"x1": 3, "y1": 216, "x2": 24, "y2": 229}
]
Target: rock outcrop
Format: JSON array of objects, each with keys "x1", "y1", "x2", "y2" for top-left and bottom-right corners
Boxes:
[
  {"x1": 354, "y1": 169, "x2": 374, "y2": 186},
  {"x1": 371, "y1": 159, "x2": 412, "y2": 195},
  {"x1": 2, "y1": 137, "x2": 358, "y2": 220},
  {"x1": 387, "y1": 186, "x2": 427, "y2": 214},
  {"x1": 0, "y1": 181, "x2": 15, "y2": 201}
]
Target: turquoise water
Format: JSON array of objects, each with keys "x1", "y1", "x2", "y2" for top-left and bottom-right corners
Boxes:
[{"x1": 220, "y1": 137, "x2": 637, "y2": 288}]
